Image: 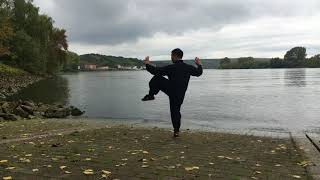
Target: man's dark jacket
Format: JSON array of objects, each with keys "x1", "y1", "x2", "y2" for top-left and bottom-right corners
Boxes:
[{"x1": 146, "y1": 60, "x2": 203, "y2": 103}]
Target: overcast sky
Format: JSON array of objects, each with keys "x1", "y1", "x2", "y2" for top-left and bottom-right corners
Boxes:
[{"x1": 33, "y1": 0, "x2": 320, "y2": 60}]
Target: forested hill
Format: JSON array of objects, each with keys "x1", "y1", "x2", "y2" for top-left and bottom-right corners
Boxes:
[
  {"x1": 79, "y1": 54, "x2": 144, "y2": 68},
  {"x1": 153, "y1": 59, "x2": 221, "y2": 69}
]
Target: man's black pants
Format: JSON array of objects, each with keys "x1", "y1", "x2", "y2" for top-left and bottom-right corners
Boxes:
[{"x1": 148, "y1": 75, "x2": 182, "y2": 132}]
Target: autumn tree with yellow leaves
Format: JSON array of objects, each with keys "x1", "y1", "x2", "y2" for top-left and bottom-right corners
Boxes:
[{"x1": 0, "y1": 0, "x2": 68, "y2": 75}]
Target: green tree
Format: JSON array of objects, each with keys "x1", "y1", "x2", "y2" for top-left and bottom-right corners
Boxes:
[
  {"x1": 46, "y1": 28, "x2": 68, "y2": 74},
  {"x1": 305, "y1": 54, "x2": 320, "y2": 68},
  {"x1": 219, "y1": 57, "x2": 232, "y2": 69},
  {"x1": 63, "y1": 51, "x2": 80, "y2": 72},
  {"x1": 238, "y1": 57, "x2": 255, "y2": 69},
  {"x1": 220, "y1": 57, "x2": 231, "y2": 65},
  {"x1": 0, "y1": 0, "x2": 14, "y2": 57},
  {"x1": 2, "y1": 0, "x2": 69, "y2": 74},
  {"x1": 270, "y1": 57, "x2": 284, "y2": 68},
  {"x1": 284, "y1": 47, "x2": 306, "y2": 67}
]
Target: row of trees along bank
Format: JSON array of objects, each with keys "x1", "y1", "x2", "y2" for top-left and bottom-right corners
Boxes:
[{"x1": 220, "y1": 47, "x2": 320, "y2": 69}]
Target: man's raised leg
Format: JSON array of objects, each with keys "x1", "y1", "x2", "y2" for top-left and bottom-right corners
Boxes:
[{"x1": 142, "y1": 75, "x2": 170, "y2": 101}]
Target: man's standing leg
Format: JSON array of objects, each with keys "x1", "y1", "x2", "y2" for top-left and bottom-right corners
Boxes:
[
  {"x1": 169, "y1": 97, "x2": 182, "y2": 137},
  {"x1": 142, "y1": 75, "x2": 170, "y2": 101}
]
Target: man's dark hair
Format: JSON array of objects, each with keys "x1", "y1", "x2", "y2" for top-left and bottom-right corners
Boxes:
[{"x1": 172, "y1": 48, "x2": 184, "y2": 59}]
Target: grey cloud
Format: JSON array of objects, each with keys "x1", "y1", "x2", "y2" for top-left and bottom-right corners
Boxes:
[{"x1": 36, "y1": 0, "x2": 320, "y2": 45}]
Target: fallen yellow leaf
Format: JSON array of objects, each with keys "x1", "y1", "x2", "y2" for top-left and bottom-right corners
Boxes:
[
  {"x1": 64, "y1": 171, "x2": 72, "y2": 174},
  {"x1": 141, "y1": 165, "x2": 149, "y2": 168},
  {"x1": 32, "y1": 169, "x2": 39, "y2": 172},
  {"x1": 5, "y1": 167, "x2": 15, "y2": 170},
  {"x1": 297, "y1": 161, "x2": 308, "y2": 167},
  {"x1": 292, "y1": 175, "x2": 301, "y2": 179},
  {"x1": 0, "y1": 160, "x2": 8, "y2": 163},
  {"x1": 60, "y1": 166, "x2": 67, "y2": 170},
  {"x1": 83, "y1": 169, "x2": 94, "y2": 175},
  {"x1": 185, "y1": 166, "x2": 200, "y2": 171},
  {"x1": 102, "y1": 170, "x2": 111, "y2": 175},
  {"x1": 19, "y1": 158, "x2": 31, "y2": 163},
  {"x1": 2, "y1": 176, "x2": 13, "y2": 180}
]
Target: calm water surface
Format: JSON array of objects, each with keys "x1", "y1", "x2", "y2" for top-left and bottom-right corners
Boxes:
[{"x1": 9, "y1": 69, "x2": 320, "y2": 133}]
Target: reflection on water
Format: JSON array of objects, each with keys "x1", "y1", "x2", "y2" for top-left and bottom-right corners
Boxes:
[
  {"x1": 7, "y1": 76, "x2": 70, "y2": 104},
  {"x1": 284, "y1": 69, "x2": 306, "y2": 87}
]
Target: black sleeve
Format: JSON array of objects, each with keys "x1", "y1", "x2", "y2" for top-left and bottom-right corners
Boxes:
[
  {"x1": 189, "y1": 64, "x2": 203, "y2": 77},
  {"x1": 146, "y1": 64, "x2": 172, "y2": 76}
]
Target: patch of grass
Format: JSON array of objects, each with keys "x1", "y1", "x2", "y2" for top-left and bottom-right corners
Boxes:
[
  {"x1": 0, "y1": 64, "x2": 28, "y2": 75},
  {"x1": 0, "y1": 121, "x2": 314, "y2": 179}
]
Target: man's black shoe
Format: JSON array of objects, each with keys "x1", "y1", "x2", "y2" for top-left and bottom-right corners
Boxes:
[
  {"x1": 141, "y1": 94, "x2": 155, "y2": 101},
  {"x1": 173, "y1": 131, "x2": 180, "y2": 138}
]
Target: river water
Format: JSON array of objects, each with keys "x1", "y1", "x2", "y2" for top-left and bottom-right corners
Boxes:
[{"x1": 9, "y1": 69, "x2": 320, "y2": 134}]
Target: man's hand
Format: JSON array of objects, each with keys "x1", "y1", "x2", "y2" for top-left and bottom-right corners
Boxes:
[
  {"x1": 195, "y1": 57, "x2": 202, "y2": 66},
  {"x1": 143, "y1": 56, "x2": 151, "y2": 65}
]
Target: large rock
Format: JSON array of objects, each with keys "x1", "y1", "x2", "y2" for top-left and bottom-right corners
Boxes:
[
  {"x1": 20, "y1": 105, "x2": 34, "y2": 115},
  {"x1": 2, "y1": 102, "x2": 11, "y2": 113},
  {"x1": 0, "y1": 113, "x2": 19, "y2": 121},
  {"x1": 13, "y1": 106, "x2": 29, "y2": 118},
  {"x1": 44, "y1": 107, "x2": 71, "y2": 118},
  {"x1": 22, "y1": 101, "x2": 35, "y2": 108},
  {"x1": 0, "y1": 93, "x2": 5, "y2": 99},
  {"x1": 33, "y1": 111, "x2": 43, "y2": 118},
  {"x1": 37, "y1": 104, "x2": 48, "y2": 112},
  {"x1": 70, "y1": 106, "x2": 85, "y2": 116}
]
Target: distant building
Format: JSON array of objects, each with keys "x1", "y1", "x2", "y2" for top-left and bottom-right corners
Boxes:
[
  {"x1": 84, "y1": 64, "x2": 97, "y2": 70},
  {"x1": 97, "y1": 66, "x2": 109, "y2": 70}
]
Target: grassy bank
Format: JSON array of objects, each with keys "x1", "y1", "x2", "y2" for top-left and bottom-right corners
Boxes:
[
  {"x1": 0, "y1": 119, "x2": 313, "y2": 179},
  {"x1": 0, "y1": 64, "x2": 28, "y2": 76},
  {"x1": 0, "y1": 63, "x2": 43, "y2": 99}
]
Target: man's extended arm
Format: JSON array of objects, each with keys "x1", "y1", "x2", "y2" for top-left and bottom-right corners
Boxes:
[
  {"x1": 144, "y1": 56, "x2": 171, "y2": 76},
  {"x1": 190, "y1": 57, "x2": 203, "y2": 77}
]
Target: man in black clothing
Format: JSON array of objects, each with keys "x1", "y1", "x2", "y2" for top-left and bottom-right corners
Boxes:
[{"x1": 142, "y1": 48, "x2": 203, "y2": 137}]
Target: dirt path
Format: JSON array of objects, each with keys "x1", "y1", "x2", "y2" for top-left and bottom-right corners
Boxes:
[{"x1": 0, "y1": 127, "x2": 98, "y2": 145}]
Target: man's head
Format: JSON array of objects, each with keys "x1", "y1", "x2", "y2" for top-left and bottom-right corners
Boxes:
[{"x1": 171, "y1": 48, "x2": 183, "y2": 62}]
